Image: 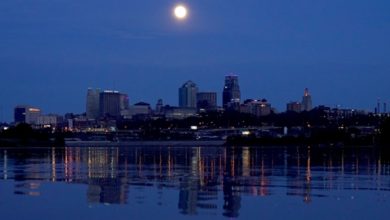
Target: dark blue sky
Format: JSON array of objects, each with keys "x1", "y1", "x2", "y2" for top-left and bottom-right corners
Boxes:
[{"x1": 1, "y1": 0, "x2": 389, "y2": 121}]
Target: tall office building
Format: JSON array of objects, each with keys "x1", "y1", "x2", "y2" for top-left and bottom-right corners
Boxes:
[
  {"x1": 14, "y1": 105, "x2": 41, "y2": 124},
  {"x1": 86, "y1": 88, "x2": 101, "y2": 119},
  {"x1": 196, "y1": 92, "x2": 217, "y2": 110},
  {"x1": 223, "y1": 75, "x2": 241, "y2": 108},
  {"x1": 301, "y1": 88, "x2": 313, "y2": 111},
  {"x1": 119, "y1": 93, "x2": 129, "y2": 111},
  {"x1": 99, "y1": 90, "x2": 121, "y2": 118},
  {"x1": 179, "y1": 80, "x2": 198, "y2": 108}
]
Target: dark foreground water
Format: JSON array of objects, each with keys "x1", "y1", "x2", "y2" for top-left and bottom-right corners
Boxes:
[{"x1": 1, "y1": 146, "x2": 390, "y2": 220}]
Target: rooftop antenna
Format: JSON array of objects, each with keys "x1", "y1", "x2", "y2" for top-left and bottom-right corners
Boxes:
[{"x1": 304, "y1": 88, "x2": 310, "y2": 97}]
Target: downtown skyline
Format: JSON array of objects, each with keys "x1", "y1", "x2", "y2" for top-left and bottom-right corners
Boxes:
[
  {"x1": 1, "y1": 0, "x2": 389, "y2": 122},
  {"x1": 6, "y1": 76, "x2": 389, "y2": 125},
  {"x1": 2, "y1": 2, "x2": 390, "y2": 220},
  {"x1": 1, "y1": 73, "x2": 389, "y2": 123}
]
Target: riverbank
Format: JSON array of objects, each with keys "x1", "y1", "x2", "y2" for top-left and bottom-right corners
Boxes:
[
  {"x1": 225, "y1": 134, "x2": 378, "y2": 147},
  {"x1": 0, "y1": 138, "x2": 64, "y2": 147},
  {"x1": 65, "y1": 140, "x2": 225, "y2": 147}
]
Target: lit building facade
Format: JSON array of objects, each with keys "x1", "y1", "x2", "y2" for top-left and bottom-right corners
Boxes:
[
  {"x1": 223, "y1": 75, "x2": 241, "y2": 109},
  {"x1": 164, "y1": 107, "x2": 197, "y2": 120},
  {"x1": 302, "y1": 88, "x2": 313, "y2": 111},
  {"x1": 37, "y1": 114, "x2": 63, "y2": 128},
  {"x1": 240, "y1": 99, "x2": 272, "y2": 117},
  {"x1": 14, "y1": 105, "x2": 41, "y2": 124},
  {"x1": 179, "y1": 80, "x2": 198, "y2": 108}
]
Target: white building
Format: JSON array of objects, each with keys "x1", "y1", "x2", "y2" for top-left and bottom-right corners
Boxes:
[
  {"x1": 14, "y1": 105, "x2": 41, "y2": 124},
  {"x1": 37, "y1": 114, "x2": 63, "y2": 128}
]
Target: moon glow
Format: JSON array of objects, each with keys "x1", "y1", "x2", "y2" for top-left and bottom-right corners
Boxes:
[{"x1": 174, "y1": 5, "x2": 188, "y2": 20}]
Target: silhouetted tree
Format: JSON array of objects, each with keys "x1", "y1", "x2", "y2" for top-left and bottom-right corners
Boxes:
[{"x1": 380, "y1": 118, "x2": 390, "y2": 144}]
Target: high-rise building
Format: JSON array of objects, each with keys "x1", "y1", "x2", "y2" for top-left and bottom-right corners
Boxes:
[
  {"x1": 99, "y1": 90, "x2": 121, "y2": 118},
  {"x1": 196, "y1": 92, "x2": 217, "y2": 110},
  {"x1": 86, "y1": 88, "x2": 101, "y2": 119},
  {"x1": 301, "y1": 88, "x2": 313, "y2": 111},
  {"x1": 223, "y1": 75, "x2": 241, "y2": 109},
  {"x1": 14, "y1": 105, "x2": 41, "y2": 124},
  {"x1": 179, "y1": 80, "x2": 198, "y2": 108},
  {"x1": 14, "y1": 106, "x2": 26, "y2": 123},
  {"x1": 287, "y1": 102, "x2": 302, "y2": 113}
]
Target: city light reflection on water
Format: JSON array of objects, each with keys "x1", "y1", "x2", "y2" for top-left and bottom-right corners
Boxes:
[{"x1": 1, "y1": 146, "x2": 390, "y2": 219}]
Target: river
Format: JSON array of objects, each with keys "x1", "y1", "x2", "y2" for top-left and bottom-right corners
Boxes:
[{"x1": 0, "y1": 145, "x2": 389, "y2": 219}]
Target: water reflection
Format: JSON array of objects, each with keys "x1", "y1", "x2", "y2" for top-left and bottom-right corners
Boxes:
[{"x1": 1, "y1": 146, "x2": 390, "y2": 218}]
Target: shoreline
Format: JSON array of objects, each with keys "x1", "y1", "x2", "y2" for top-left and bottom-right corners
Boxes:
[
  {"x1": 65, "y1": 140, "x2": 226, "y2": 147},
  {"x1": 1, "y1": 138, "x2": 386, "y2": 148}
]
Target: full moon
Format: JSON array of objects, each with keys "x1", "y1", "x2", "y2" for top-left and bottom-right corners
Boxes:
[{"x1": 174, "y1": 5, "x2": 188, "y2": 20}]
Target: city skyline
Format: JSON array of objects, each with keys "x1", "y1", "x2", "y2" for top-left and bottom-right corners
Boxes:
[
  {"x1": 1, "y1": 1, "x2": 390, "y2": 219},
  {"x1": 1, "y1": 0, "x2": 389, "y2": 122},
  {"x1": 2, "y1": 76, "x2": 390, "y2": 123}
]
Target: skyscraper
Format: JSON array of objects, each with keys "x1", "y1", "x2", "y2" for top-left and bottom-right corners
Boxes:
[
  {"x1": 223, "y1": 75, "x2": 241, "y2": 109},
  {"x1": 99, "y1": 90, "x2": 121, "y2": 118},
  {"x1": 302, "y1": 88, "x2": 313, "y2": 111},
  {"x1": 14, "y1": 105, "x2": 41, "y2": 124},
  {"x1": 179, "y1": 80, "x2": 198, "y2": 108},
  {"x1": 86, "y1": 88, "x2": 101, "y2": 119}
]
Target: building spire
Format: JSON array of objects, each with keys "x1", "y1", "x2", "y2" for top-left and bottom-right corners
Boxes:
[
  {"x1": 302, "y1": 88, "x2": 312, "y2": 111},
  {"x1": 304, "y1": 88, "x2": 310, "y2": 97}
]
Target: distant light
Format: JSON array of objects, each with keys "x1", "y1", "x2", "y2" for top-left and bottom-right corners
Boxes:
[
  {"x1": 103, "y1": 90, "x2": 119, "y2": 93},
  {"x1": 242, "y1": 131, "x2": 250, "y2": 136},
  {"x1": 190, "y1": 125, "x2": 198, "y2": 130},
  {"x1": 28, "y1": 108, "x2": 40, "y2": 112},
  {"x1": 3, "y1": 126, "x2": 9, "y2": 130}
]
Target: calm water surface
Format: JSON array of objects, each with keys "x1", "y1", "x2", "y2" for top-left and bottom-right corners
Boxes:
[{"x1": 1, "y1": 146, "x2": 390, "y2": 220}]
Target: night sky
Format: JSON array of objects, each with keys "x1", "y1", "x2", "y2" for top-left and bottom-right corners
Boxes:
[{"x1": 1, "y1": 0, "x2": 389, "y2": 122}]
